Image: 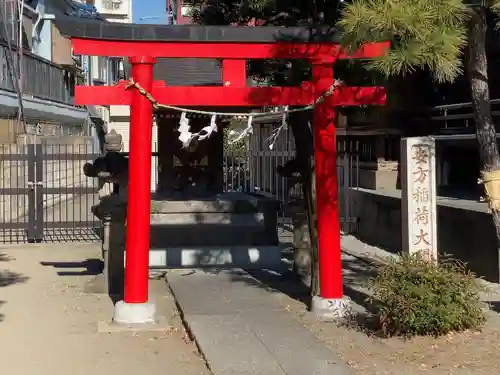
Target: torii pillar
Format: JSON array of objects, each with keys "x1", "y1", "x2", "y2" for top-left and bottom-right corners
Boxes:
[
  {"x1": 72, "y1": 37, "x2": 387, "y2": 323},
  {"x1": 113, "y1": 56, "x2": 157, "y2": 324},
  {"x1": 311, "y1": 63, "x2": 344, "y2": 315}
]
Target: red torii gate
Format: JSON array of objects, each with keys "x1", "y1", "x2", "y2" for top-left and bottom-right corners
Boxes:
[{"x1": 73, "y1": 37, "x2": 387, "y2": 320}]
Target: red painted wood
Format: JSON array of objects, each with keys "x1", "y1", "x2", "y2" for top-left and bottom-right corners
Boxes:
[
  {"x1": 123, "y1": 56, "x2": 156, "y2": 304},
  {"x1": 72, "y1": 38, "x2": 388, "y2": 61},
  {"x1": 222, "y1": 60, "x2": 247, "y2": 87},
  {"x1": 76, "y1": 86, "x2": 132, "y2": 105},
  {"x1": 75, "y1": 84, "x2": 386, "y2": 107},
  {"x1": 71, "y1": 37, "x2": 389, "y2": 305},
  {"x1": 312, "y1": 63, "x2": 343, "y2": 299}
]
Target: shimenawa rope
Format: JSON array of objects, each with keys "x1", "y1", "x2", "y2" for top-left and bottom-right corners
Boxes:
[{"x1": 124, "y1": 78, "x2": 342, "y2": 148}]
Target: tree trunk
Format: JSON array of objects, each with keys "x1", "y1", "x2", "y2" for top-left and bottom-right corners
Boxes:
[
  {"x1": 288, "y1": 111, "x2": 319, "y2": 296},
  {"x1": 307, "y1": 171, "x2": 320, "y2": 296},
  {"x1": 467, "y1": 7, "x2": 500, "y2": 264}
]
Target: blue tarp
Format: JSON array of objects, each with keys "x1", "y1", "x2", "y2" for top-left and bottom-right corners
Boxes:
[{"x1": 25, "y1": 0, "x2": 39, "y2": 8}]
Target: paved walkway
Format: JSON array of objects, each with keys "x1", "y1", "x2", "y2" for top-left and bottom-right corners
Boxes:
[
  {"x1": 168, "y1": 269, "x2": 351, "y2": 375},
  {"x1": 0, "y1": 243, "x2": 210, "y2": 375}
]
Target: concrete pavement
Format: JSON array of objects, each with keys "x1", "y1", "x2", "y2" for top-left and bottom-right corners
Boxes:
[{"x1": 167, "y1": 269, "x2": 352, "y2": 375}]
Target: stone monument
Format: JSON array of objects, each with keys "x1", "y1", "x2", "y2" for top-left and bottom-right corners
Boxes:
[
  {"x1": 83, "y1": 129, "x2": 128, "y2": 296},
  {"x1": 84, "y1": 129, "x2": 129, "y2": 201},
  {"x1": 401, "y1": 136, "x2": 438, "y2": 262}
]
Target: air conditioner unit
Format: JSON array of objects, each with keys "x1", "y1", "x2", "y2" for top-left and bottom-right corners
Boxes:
[
  {"x1": 102, "y1": 0, "x2": 121, "y2": 10},
  {"x1": 96, "y1": 106, "x2": 107, "y2": 119}
]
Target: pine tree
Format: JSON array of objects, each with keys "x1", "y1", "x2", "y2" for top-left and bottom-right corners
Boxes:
[
  {"x1": 191, "y1": 0, "x2": 500, "y2": 293},
  {"x1": 190, "y1": 1, "x2": 348, "y2": 298},
  {"x1": 339, "y1": 1, "x2": 500, "y2": 257}
]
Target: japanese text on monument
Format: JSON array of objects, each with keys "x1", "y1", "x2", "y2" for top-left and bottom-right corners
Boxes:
[{"x1": 410, "y1": 143, "x2": 434, "y2": 260}]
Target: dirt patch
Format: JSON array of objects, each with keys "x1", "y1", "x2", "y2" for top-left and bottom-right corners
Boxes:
[
  {"x1": 290, "y1": 302, "x2": 500, "y2": 375},
  {"x1": 0, "y1": 244, "x2": 211, "y2": 375},
  {"x1": 254, "y1": 250, "x2": 500, "y2": 375}
]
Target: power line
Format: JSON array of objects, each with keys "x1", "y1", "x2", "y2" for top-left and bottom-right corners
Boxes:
[{"x1": 0, "y1": 0, "x2": 27, "y2": 134}]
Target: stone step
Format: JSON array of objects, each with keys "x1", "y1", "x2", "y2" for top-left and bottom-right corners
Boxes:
[
  {"x1": 147, "y1": 246, "x2": 285, "y2": 269},
  {"x1": 150, "y1": 212, "x2": 266, "y2": 225},
  {"x1": 148, "y1": 211, "x2": 277, "y2": 247},
  {"x1": 109, "y1": 219, "x2": 279, "y2": 248},
  {"x1": 150, "y1": 192, "x2": 279, "y2": 214},
  {"x1": 149, "y1": 223, "x2": 278, "y2": 247}
]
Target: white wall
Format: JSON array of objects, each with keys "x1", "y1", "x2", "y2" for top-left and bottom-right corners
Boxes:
[
  {"x1": 93, "y1": 0, "x2": 132, "y2": 22},
  {"x1": 108, "y1": 106, "x2": 158, "y2": 192}
]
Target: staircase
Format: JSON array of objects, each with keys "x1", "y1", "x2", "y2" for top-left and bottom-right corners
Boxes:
[{"x1": 146, "y1": 192, "x2": 283, "y2": 269}]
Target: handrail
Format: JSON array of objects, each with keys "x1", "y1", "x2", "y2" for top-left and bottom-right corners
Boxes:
[
  {"x1": 0, "y1": 38, "x2": 67, "y2": 72},
  {"x1": 0, "y1": 39, "x2": 76, "y2": 105},
  {"x1": 432, "y1": 98, "x2": 500, "y2": 112}
]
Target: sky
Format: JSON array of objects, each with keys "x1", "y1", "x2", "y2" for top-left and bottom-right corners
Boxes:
[{"x1": 133, "y1": 0, "x2": 168, "y2": 23}]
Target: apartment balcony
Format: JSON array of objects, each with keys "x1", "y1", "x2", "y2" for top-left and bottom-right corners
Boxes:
[{"x1": 0, "y1": 41, "x2": 88, "y2": 126}]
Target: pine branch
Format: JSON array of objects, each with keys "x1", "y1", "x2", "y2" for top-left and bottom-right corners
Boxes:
[
  {"x1": 492, "y1": 0, "x2": 500, "y2": 28},
  {"x1": 338, "y1": 0, "x2": 470, "y2": 83}
]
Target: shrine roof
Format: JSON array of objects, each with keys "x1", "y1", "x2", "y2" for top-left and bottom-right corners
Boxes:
[{"x1": 53, "y1": 15, "x2": 340, "y2": 43}]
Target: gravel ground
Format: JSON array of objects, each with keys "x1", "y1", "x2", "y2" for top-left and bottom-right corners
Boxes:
[
  {"x1": 5, "y1": 238, "x2": 500, "y2": 375},
  {"x1": 0, "y1": 243, "x2": 211, "y2": 375},
  {"x1": 260, "y1": 235, "x2": 500, "y2": 375}
]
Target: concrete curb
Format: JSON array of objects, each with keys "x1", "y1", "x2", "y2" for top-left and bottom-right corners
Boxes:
[
  {"x1": 340, "y1": 234, "x2": 500, "y2": 302},
  {"x1": 165, "y1": 278, "x2": 214, "y2": 374}
]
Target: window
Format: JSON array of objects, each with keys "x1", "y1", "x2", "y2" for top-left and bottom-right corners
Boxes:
[
  {"x1": 181, "y1": 5, "x2": 192, "y2": 16},
  {"x1": 102, "y1": 0, "x2": 122, "y2": 10},
  {"x1": 109, "y1": 58, "x2": 122, "y2": 84},
  {"x1": 91, "y1": 56, "x2": 108, "y2": 83}
]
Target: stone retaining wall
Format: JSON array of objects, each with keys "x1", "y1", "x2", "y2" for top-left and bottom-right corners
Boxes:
[{"x1": 352, "y1": 188, "x2": 499, "y2": 282}]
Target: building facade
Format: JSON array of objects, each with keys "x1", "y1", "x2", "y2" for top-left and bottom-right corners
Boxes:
[
  {"x1": 84, "y1": 0, "x2": 131, "y2": 22},
  {"x1": 0, "y1": 0, "x2": 93, "y2": 142},
  {"x1": 80, "y1": 0, "x2": 161, "y2": 189},
  {"x1": 75, "y1": 0, "x2": 131, "y2": 130},
  {"x1": 166, "y1": 0, "x2": 193, "y2": 25}
]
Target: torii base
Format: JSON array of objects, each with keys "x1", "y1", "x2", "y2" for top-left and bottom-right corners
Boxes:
[
  {"x1": 310, "y1": 295, "x2": 351, "y2": 321},
  {"x1": 112, "y1": 300, "x2": 157, "y2": 325}
]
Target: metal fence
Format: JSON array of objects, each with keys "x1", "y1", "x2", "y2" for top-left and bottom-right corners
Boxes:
[
  {"x1": 0, "y1": 139, "x2": 102, "y2": 243},
  {"x1": 248, "y1": 124, "x2": 300, "y2": 202},
  {"x1": 223, "y1": 146, "x2": 250, "y2": 193},
  {"x1": 222, "y1": 123, "x2": 360, "y2": 234},
  {"x1": 0, "y1": 125, "x2": 360, "y2": 244}
]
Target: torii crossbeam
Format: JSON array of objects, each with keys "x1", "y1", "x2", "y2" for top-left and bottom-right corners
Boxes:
[{"x1": 72, "y1": 36, "x2": 387, "y2": 322}]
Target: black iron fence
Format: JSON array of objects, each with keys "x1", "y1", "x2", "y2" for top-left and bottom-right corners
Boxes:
[
  {"x1": 222, "y1": 123, "x2": 360, "y2": 234},
  {"x1": 223, "y1": 147, "x2": 250, "y2": 193},
  {"x1": 0, "y1": 139, "x2": 102, "y2": 243},
  {"x1": 0, "y1": 126, "x2": 360, "y2": 243}
]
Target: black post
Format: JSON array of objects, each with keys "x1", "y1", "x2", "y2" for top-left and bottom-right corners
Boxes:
[{"x1": 27, "y1": 144, "x2": 37, "y2": 242}]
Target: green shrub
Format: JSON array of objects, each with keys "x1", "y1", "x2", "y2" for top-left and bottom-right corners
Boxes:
[{"x1": 370, "y1": 254, "x2": 486, "y2": 337}]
